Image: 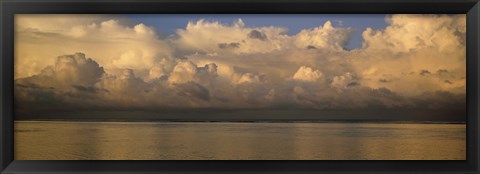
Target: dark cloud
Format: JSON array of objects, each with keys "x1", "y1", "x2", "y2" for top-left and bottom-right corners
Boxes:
[
  {"x1": 437, "y1": 69, "x2": 450, "y2": 77},
  {"x1": 369, "y1": 87, "x2": 398, "y2": 99},
  {"x1": 419, "y1": 70, "x2": 431, "y2": 76},
  {"x1": 71, "y1": 85, "x2": 109, "y2": 94},
  {"x1": 175, "y1": 82, "x2": 211, "y2": 101},
  {"x1": 437, "y1": 69, "x2": 449, "y2": 74},
  {"x1": 347, "y1": 82, "x2": 360, "y2": 87},
  {"x1": 218, "y1": 42, "x2": 240, "y2": 49},
  {"x1": 16, "y1": 83, "x2": 54, "y2": 90},
  {"x1": 378, "y1": 79, "x2": 391, "y2": 83},
  {"x1": 248, "y1": 30, "x2": 267, "y2": 41},
  {"x1": 412, "y1": 90, "x2": 466, "y2": 110}
]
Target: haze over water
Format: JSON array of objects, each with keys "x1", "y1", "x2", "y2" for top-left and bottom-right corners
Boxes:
[{"x1": 15, "y1": 121, "x2": 466, "y2": 160}]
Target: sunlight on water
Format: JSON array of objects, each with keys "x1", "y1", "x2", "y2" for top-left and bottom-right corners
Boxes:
[{"x1": 14, "y1": 121, "x2": 466, "y2": 160}]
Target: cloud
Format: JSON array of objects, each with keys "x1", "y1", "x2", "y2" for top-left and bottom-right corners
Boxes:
[
  {"x1": 237, "y1": 73, "x2": 263, "y2": 84},
  {"x1": 174, "y1": 19, "x2": 291, "y2": 54},
  {"x1": 175, "y1": 82, "x2": 211, "y2": 102},
  {"x1": 352, "y1": 14, "x2": 466, "y2": 96},
  {"x1": 295, "y1": 21, "x2": 354, "y2": 50},
  {"x1": 331, "y1": 72, "x2": 355, "y2": 89},
  {"x1": 218, "y1": 42, "x2": 241, "y2": 49},
  {"x1": 248, "y1": 30, "x2": 268, "y2": 41},
  {"x1": 15, "y1": 15, "x2": 174, "y2": 79},
  {"x1": 419, "y1": 70, "x2": 431, "y2": 76},
  {"x1": 15, "y1": 53, "x2": 105, "y2": 89},
  {"x1": 361, "y1": 15, "x2": 465, "y2": 54},
  {"x1": 13, "y1": 14, "x2": 467, "y2": 120},
  {"x1": 292, "y1": 66, "x2": 323, "y2": 82},
  {"x1": 168, "y1": 60, "x2": 218, "y2": 85}
]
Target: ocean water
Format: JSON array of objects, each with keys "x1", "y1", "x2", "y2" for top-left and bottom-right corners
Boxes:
[{"x1": 14, "y1": 121, "x2": 466, "y2": 160}]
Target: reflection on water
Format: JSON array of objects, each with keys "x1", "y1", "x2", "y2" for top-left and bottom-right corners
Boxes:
[{"x1": 14, "y1": 121, "x2": 466, "y2": 160}]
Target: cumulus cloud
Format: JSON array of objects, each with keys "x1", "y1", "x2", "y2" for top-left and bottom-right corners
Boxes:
[
  {"x1": 295, "y1": 21, "x2": 354, "y2": 50},
  {"x1": 331, "y1": 72, "x2": 356, "y2": 89},
  {"x1": 168, "y1": 61, "x2": 218, "y2": 85},
  {"x1": 174, "y1": 19, "x2": 291, "y2": 54},
  {"x1": 15, "y1": 53, "x2": 105, "y2": 89},
  {"x1": 237, "y1": 73, "x2": 263, "y2": 84},
  {"x1": 14, "y1": 14, "x2": 466, "y2": 120},
  {"x1": 248, "y1": 30, "x2": 268, "y2": 41},
  {"x1": 15, "y1": 15, "x2": 174, "y2": 79},
  {"x1": 353, "y1": 14, "x2": 466, "y2": 96},
  {"x1": 292, "y1": 66, "x2": 323, "y2": 82}
]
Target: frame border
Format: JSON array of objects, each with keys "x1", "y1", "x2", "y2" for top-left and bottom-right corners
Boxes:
[{"x1": 1, "y1": 0, "x2": 479, "y2": 173}]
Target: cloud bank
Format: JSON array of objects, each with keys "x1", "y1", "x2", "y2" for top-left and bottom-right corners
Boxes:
[{"x1": 14, "y1": 14, "x2": 466, "y2": 120}]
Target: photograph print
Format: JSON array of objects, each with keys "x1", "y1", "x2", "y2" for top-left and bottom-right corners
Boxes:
[{"x1": 14, "y1": 14, "x2": 466, "y2": 160}]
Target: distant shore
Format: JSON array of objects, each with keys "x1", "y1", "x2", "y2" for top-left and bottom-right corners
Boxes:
[{"x1": 14, "y1": 119, "x2": 466, "y2": 124}]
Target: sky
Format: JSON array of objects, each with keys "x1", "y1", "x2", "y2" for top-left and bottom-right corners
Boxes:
[
  {"x1": 125, "y1": 14, "x2": 388, "y2": 49},
  {"x1": 13, "y1": 14, "x2": 467, "y2": 121}
]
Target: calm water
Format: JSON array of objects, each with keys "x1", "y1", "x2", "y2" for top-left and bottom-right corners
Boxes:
[{"x1": 14, "y1": 121, "x2": 466, "y2": 160}]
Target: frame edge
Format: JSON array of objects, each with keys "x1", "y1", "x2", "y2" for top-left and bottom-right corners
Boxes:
[
  {"x1": 1, "y1": 0, "x2": 480, "y2": 173},
  {"x1": 0, "y1": 0, "x2": 14, "y2": 173},
  {"x1": 467, "y1": 1, "x2": 480, "y2": 173}
]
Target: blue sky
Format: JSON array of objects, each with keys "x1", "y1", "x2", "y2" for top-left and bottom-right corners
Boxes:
[{"x1": 126, "y1": 14, "x2": 388, "y2": 49}]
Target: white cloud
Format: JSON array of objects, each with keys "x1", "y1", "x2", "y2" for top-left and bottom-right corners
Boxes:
[
  {"x1": 175, "y1": 19, "x2": 292, "y2": 54},
  {"x1": 295, "y1": 21, "x2": 354, "y2": 50},
  {"x1": 16, "y1": 53, "x2": 105, "y2": 90},
  {"x1": 353, "y1": 14, "x2": 466, "y2": 96},
  {"x1": 237, "y1": 73, "x2": 262, "y2": 84},
  {"x1": 15, "y1": 15, "x2": 174, "y2": 79},
  {"x1": 292, "y1": 66, "x2": 323, "y2": 82},
  {"x1": 168, "y1": 60, "x2": 218, "y2": 85},
  {"x1": 331, "y1": 72, "x2": 354, "y2": 89}
]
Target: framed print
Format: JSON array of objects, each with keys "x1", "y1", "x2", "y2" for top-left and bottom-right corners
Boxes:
[{"x1": 1, "y1": 0, "x2": 479, "y2": 173}]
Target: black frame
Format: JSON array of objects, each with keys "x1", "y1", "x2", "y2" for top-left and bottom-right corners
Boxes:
[{"x1": 1, "y1": 0, "x2": 479, "y2": 173}]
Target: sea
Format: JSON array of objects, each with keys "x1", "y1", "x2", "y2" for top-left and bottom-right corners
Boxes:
[{"x1": 14, "y1": 121, "x2": 466, "y2": 160}]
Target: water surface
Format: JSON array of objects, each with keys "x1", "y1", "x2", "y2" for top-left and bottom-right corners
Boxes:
[{"x1": 14, "y1": 121, "x2": 466, "y2": 160}]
